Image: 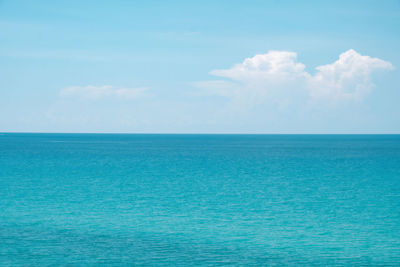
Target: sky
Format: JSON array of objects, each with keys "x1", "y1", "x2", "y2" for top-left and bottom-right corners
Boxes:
[{"x1": 1, "y1": 0, "x2": 399, "y2": 133}]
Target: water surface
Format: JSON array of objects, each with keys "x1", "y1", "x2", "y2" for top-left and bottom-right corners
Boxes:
[{"x1": 1, "y1": 134, "x2": 399, "y2": 265}]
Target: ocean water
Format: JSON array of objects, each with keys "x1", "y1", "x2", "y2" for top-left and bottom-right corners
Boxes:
[{"x1": 0, "y1": 134, "x2": 399, "y2": 266}]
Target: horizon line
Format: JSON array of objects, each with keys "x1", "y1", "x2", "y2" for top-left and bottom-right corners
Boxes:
[{"x1": 1, "y1": 132, "x2": 400, "y2": 135}]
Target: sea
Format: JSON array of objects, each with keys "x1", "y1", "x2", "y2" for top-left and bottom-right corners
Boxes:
[{"x1": 0, "y1": 133, "x2": 399, "y2": 266}]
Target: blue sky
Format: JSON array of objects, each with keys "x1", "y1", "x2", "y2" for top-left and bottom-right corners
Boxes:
[{"x1": 1, "y1": 0, "x2": 399, "y2": 133}]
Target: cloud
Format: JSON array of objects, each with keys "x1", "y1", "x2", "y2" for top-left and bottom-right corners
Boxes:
[
  {"x1": 60, "y1": 85, "x2": 148, "y2": 100},
  {"x1": 211, "y1": 50, "x2": 308, "y2": 83},
  {"x1": 202, "y1": 49, "x2": 393, "y2": 104},
  {"x1": 308, "y1": 49, "x2": 394, "y2": 100}
]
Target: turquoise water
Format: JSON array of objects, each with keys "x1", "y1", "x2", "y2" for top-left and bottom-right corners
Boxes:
[{"x1": 0, "y1": 134, "x2": 399, "y2": 266}]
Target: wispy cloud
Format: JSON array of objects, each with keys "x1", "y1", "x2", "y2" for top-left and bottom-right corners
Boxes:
[{"x1": 60, "y1": 85, "x2": 148, "y2": 100}]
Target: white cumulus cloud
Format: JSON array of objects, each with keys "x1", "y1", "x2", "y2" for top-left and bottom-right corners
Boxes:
[
  {"x1": 202, "y1": 49, "x2": 393, "y2": 103},
  {"x1": 211, "y1": 50, "x2": 308, "y2": 83},
  {"x1": 60, "y1": 85, "x2": 148, "y2": 100},
  {"x1": 308, "y1": 49, "x2": 394, "y2": 100}
]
